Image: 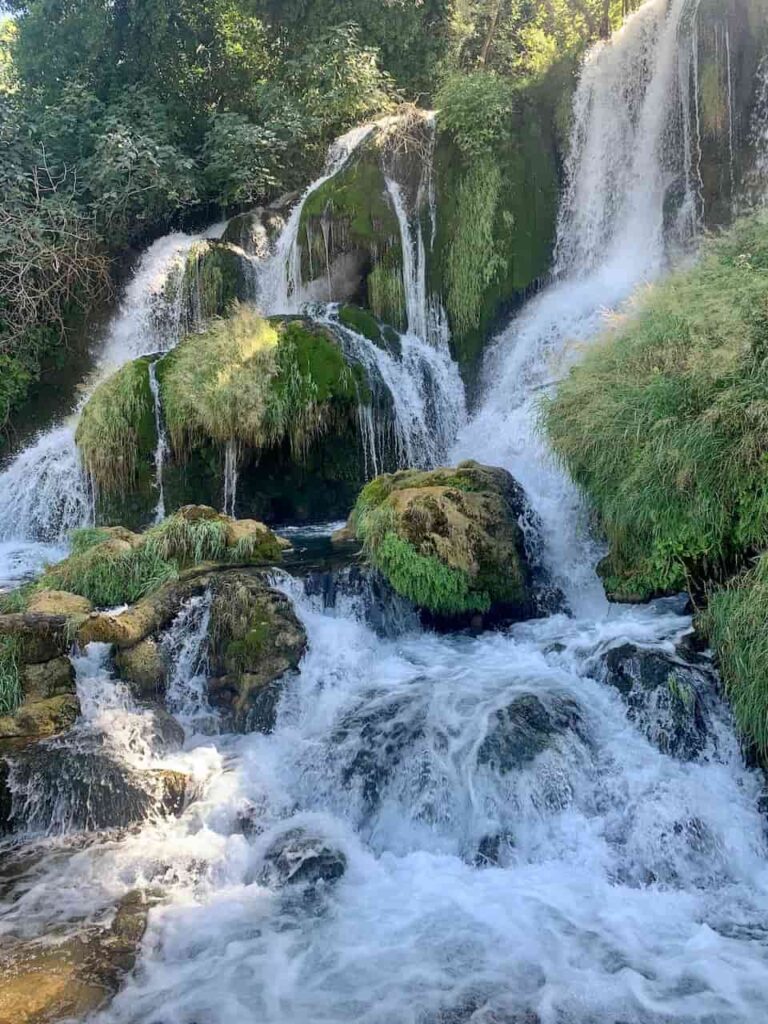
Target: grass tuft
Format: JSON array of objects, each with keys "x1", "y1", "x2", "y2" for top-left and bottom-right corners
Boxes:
[
  {"x1": 41, "y1": 543, "x2": 178, "y2": 608},
  {"x1": 145, "y1": 515, "x2": 228, "y2": 566}
]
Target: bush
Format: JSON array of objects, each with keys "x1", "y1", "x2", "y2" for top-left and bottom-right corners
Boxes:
[
  {"x1": 543, "y1": 212, "x2": 768, "y2": 600},
  {"x1": 435, "y1": 72, "x2": 515, "y2": 158}
]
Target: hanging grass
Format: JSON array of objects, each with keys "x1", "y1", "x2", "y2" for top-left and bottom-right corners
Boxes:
[
  {"x1": 159, "y1": 306, "x2": 364, "y2": 461},
  {"x1": 543, "y1": 212, "x2": 768, "y2": 601},
  {"x1": 703, "y1": 555, "x2": 768, "y2": 755},
  {"x1": 75, "y1": 357, "x2": 156, "y2": 495},
  {"x1": 0, "y1": 635, "x2": 23, "y2": 715}
]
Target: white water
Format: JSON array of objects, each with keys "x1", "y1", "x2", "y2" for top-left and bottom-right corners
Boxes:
[
  {"x1": 751, "y1": 54, "x2": 768, "y2": 204},
  {"x1": 222, "y1": 439, "x2": 240, "y2": 519},
  {"x1": 0, "y1": 227, "x2": 223, "y2": 543}
]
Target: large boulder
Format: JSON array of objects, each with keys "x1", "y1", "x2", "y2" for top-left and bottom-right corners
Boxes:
[
  {"x1": 343, "y1": 461, "x2": 537, "y2": 625},
  {"x1": 206, "y1": 571, "x2": 307, "y2": 732}
]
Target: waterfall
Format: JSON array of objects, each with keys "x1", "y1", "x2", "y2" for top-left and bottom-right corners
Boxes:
[
  {"x1": 222, "y1": 439, "x2": 240, "y2": 519},
  {"x1": 0, "y1": 228, "x2": 222, "y2": 543},
  {"x1": 384, "y1": 177, "x2": 429, "y2": 342},
  {"x1": 323, "y1": 308, "x2": 466, "y2": 470},
  {"x1": 162, "y1": 591, "x2": 216, "y2": 731},
  {"x1": 148, "y1": 359, "x2": 168, "y2": 524},
  {"x1": 258, "y1": 124, "x2": 378, "y2": 315},
  {"x1": 455, "y1": 0, "x2": 703, "y2": 615},
  {"x1": 750, "y1": 54, "x2": 768, "y2": 204}
]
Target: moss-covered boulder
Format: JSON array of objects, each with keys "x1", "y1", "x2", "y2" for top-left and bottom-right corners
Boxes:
[
  {"x1": 206, "y1": 571, "x2": 307, "y2": 732},
  {"x1": 0, "y1": 613, "x2": 78, "y2": 741},
  {"x1": 76, "y1": 307, "x2": 378, "y2": 527},
  {"x1": 345, "y1": 460, "x2": 535, "y2": 624}
]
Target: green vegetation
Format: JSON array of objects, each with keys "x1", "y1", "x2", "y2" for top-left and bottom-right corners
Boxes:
[
  {"x1": 159, "y1": 306, "x2": 364, "y2": 461},
  {"x1": 0, "y1": 634, "x2": 22, "y2": 715},
  {"x1": 145, "y1": 513, "x2": 228, "y2": 566},
  {"x1": 41, "y1": 541, "x2": 179, "y2": 608},
  {"x1": 544, "y1": 212, "x2": 768, "y2": 601},
  {"x1": 372, "y1": 529, "x2": 484, "y2": 615},
  {"x1": 75, "y1": 358, "x2": 155, "y2": 495},
  {"x1": 69, "y1": 527, "x2": 112, "y2": 556},
  {"x1": 703, "y1": 556, "x2": 768, "y2": 755}
]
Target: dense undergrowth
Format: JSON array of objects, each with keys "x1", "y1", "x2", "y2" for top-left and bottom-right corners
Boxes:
[{"x1": 544, "y1": 212, "x2": 768, "y2": 602}]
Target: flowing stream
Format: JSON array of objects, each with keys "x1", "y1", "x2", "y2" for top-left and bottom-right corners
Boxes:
[{"x1": 3, "y1": 2, "x2": 768, "y2": 1022}]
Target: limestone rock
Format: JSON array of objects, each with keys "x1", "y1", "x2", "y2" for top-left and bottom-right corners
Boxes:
[
  {"x1": 206, "y1": 570, "x2": 307, "y2": 732},
  {"x1": 113, "y1": 638, "x2": 166, "y2": 697}
]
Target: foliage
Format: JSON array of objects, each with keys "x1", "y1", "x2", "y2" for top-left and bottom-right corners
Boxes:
[
  {"x1": 544, "y1": 212, "x2": 768, "y2": 600},
  {"x1": 375, "y1": 530, "x2": 484, "y2": 615},
  {"x1": 160, "y1": 306, "x2": 363, "y2": 459},
  {"x1": 202, "y1": 112, "x2": 285, "y2": 209},
  {"x1": 444, "y1": 155, "x2": 506, "y2": 335},
  {"x1": 703, "y1": 555, "x2": 768, "y2": 756},
  {"x1": 69, "y1": 527, "x2": 111, "y2": 556},
  {"x1": 75, "y1": 357, "x2": 155, "y2": 495},
  {"x1": 0, "y1": 634, "x2": 22, "y2": 716},
  {"x1": 435, "y1": 71, "x2": 515, "y2": 157}
]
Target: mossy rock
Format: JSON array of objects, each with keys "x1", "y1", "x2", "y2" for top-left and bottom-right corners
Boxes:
[
  {"x1": 205, "y1": 570, "x2": 307, "y2": 733},
  {"x1": 347, "y1": 460, "x2": 535, "y2": 623}
]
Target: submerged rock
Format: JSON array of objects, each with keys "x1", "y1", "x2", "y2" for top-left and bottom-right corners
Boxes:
[
  {"x1": 596, "y1": 642, "x2": 717, "y2": 761},
  {"x1": 477, "y1": 693, "x2": 585, "y2": 775},
  {"x1": 259, "y1": 827, "x2": 347, "y2": 888},
  {"x1": 113, "y1": 638, "x2": 167, "y2": 698},
  {"x1": 344, "y1": 461, "x2": 538, "y2": 625}
]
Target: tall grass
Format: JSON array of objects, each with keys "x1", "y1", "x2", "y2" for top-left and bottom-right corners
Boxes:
[
  {"x1": 0, "y1": 635, "x2": 22, "y2": 715},
  {"x1": 543, "y1": 212, "x2": 768, "y2": 599},
  {"x1": 41, "y1": 543, "x2": 178, "y2": 608},
  {"x1": 703, "y1": 555, "x2": 768, "y2": 755}
]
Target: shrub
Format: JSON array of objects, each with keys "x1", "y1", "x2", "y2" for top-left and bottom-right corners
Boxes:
[
  {"x1": 544, "y1": 212, "x2": 768, "y2": 600},
  {"x1": 435, "y1": 72, "x2": 515, "y2": 158}
]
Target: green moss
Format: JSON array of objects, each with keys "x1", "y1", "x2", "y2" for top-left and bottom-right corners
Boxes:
[
  {"x1": 225, "y1": 620, "x2": 270, "y2": 673},
  {"x1": 301, "y1": 154, "x2": 399, "y2": 246},
  {"x1": 183, "y1": 241, "x2": 243, "y2": 321},
  {"x1": 160, "y1": 307, "x2": 366, "y2": 462},
  {"x1": 544, "y1": 211, "x2": 768, "y2": 601},
  {"x1": 228, "y1": 532, "x2": 284, "y2": 564},
  {"x1": 339, "y1": 304, "x2": 383, "y2": 343},
  {"x1": 367, "y1": 258, "x2": 406, "y2": 331},
  {"x1": 703, "y1": 554, "x2": 768, "y2": 755},
  {"x1": 75, "y1": 357, "x2": 156, "y2": 496},
  {"x1": 0, "y1": 635, "x2": 22, "y2": 716}
]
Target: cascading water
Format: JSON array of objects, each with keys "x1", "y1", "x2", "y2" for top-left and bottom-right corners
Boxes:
[
  {"x1": 0, "y1": 227, "x2": 222, "y2": 546},
  {"x1": 455, "y1": 0, "x2": 705, "y2": 614},
  {"x1": 750, "y1": 53, "x2": 768, "y2": 203},
  {"x1": 4, "y1": 4, "x2": 768, "y2": 1022}
]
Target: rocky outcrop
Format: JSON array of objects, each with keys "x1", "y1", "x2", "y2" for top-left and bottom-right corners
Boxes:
[
  {"x1": 259, "y1": 827, "x2": 347, "y2": 888},
  {"x1": 343, "y1": 461, "x2": 537, "y2": 625},
  {"x1": 595, "y1": 640, "x2": 718, "y2": 762},
  {"x1": 206, "y1": 571, "x2": 307, "y2": 732}
]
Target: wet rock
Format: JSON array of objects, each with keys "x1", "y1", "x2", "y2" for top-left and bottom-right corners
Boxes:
[
  {"x1": 114, "y1": 638, "x2": 167, "y2": 698},
  {"x1": 303, "y1": 564, "x2": 419, "y2": 638},
  {"x1": 0, "y1": 889, "x2": 152, "y2": 1024},
  {"x1": 333, "y1": 689, "x2": 427, "y2": 810},
  {"x1": 597, "y1": 643, "x2": 716, "y2": 761},
  {"x1": 145, "y1": 707, "x2": 185, "y2": 752},
  {"x1": 477, "y1": 693, "x2": 584, "y2": 775},
  {"x1": 474, "y1": 833, "x2": 515, "y2": 868},
  {"x1": 260, "y1": 828, "x2": 347, "y2": 888},
  {"x1": 206, "y1": 571, "x2": 307, "y2": 733},
  {"x1": 6, "y1": 745, "x2": 188, "y2": 833},
  {"x1": 0, "y1": 613, "x2": 71, "y2": 664}
]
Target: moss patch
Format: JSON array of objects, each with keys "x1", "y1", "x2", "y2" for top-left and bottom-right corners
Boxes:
[{"x1": 544, "y1": 212, "x2": 768, "y2": 602}]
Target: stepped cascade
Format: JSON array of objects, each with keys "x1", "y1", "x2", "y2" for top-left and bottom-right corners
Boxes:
[{"x1": 1, "y1": 2, "x2": 768, "y2": 1023}]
